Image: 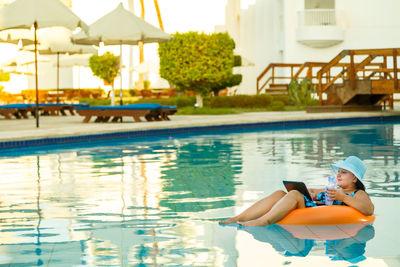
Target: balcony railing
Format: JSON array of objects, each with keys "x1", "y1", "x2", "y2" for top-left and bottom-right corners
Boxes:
[{"x1": 298, "y1": 9, "x2": 336, "y2": 27}]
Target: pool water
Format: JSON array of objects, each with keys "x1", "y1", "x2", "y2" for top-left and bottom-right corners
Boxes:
[{"x1": 0, "y1": 122, "x2": 399, "y2": 266}]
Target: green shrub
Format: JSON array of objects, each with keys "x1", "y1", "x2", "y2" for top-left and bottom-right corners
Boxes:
[
  {"x1": 270, "y1": 101, "x2": 285, "y2": 111},
  {"x1": 177, "y1": 106, "x2": 238, "y2": 115},
  {"x1": 159, "y1": 31, "x2": 236, "y2": 96},
  {"x1": 272, "y1": 94, "x2": 291, "y2": 105},
  {"x1": 307, "y1": 99, "x2": 320, "y2": 106},
  {"x1": 288, "y1": 78, "x2": 316, "y2": 106},
  {"x1": 135, "y1": 98, "x2": 174, "y2": 105},
  {"x1": 79, "y1": 98, "x2": 111, "y2": 106},
  {"x1": 210, "y1": 96, "x2": 234, "y2": 108},
  {"x1": 134, "y1": 96, "x2": 196, "y2": 108},
  {"x1": 89, "y1": 52, "x2": 119, "y2": 84},
  {"x1": 175, "y1": 96, "x2": 196, "y2": 107},
  {"x1": 129, "y1": 89, "x2": 136, "y2": 96},
  {"x1": 210, "y1": 95, "x2": 273, "y2": 108}
]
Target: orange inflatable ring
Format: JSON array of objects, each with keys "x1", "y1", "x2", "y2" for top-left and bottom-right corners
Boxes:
[{"x1": 276, "y1": 205, "x2": 375, "y2": 225}]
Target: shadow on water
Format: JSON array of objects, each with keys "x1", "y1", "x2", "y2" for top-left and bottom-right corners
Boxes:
[{"x1": 238, "y1": 223, "x2": 375, "y2": 264}]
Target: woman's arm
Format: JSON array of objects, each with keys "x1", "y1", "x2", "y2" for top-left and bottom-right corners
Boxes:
[
  {"x1": 308, "y1": 188, "x2": 325, "y2": 200},
  {"x1": 326, "y1": 189, "x2": 375, "y2": 215}
]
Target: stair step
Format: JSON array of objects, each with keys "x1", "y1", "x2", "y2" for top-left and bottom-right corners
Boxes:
[
  {"x1": 269, "y1": 84, "x2": 288, "y2": 88},
  {"x1": 265, "y1": 88, "x2": 288, "y2": 95}
]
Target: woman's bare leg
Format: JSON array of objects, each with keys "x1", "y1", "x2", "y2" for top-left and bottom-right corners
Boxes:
[
  {"x1": 219, "y1": 190, "x2": 287, "y2": 224},
  {"x1": 238, "y1": 190, "x2": 306, "y2": 227}
]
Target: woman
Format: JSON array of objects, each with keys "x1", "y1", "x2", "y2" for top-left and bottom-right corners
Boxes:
[{"x1": 219, "y1": 156, "x2": 374, "y2": 227}]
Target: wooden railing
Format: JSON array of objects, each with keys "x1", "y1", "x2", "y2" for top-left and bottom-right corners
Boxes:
[
  {"x1": 257, "y1": 62, "x2": 342, "y2": 94},
  {"x1": 317, "y1": 48, "x2": 400, "y2": 107},
  {"x1": 256, "y1": 63, "x2": 302, "y2": 94}
]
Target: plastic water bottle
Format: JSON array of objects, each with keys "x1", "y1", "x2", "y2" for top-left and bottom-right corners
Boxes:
[{"x1": 325, "y1": 176, "x2": 336, "y2": 205}]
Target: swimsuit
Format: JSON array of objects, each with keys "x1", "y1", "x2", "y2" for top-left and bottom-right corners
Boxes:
[{"x1": 303, "y1": 189, "x2": 360, "y2": 207}]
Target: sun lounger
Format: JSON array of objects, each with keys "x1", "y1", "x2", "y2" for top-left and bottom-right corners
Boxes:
[
  {"x1": 0, "y1": 104, "x2": 35, "y2": 119},
  {"x1": 0, "y1": 107, "x2": 18, "y2": 119},
  {"x1": 0, "y1": 103, "x2": 90, "y2": 119},
  {"x1": 39, "y1": 103, "x2": 88, "y2": 116},
  {"x1": 39, "y1": 103, "x2": 67, "y2": 116},
  {"x1": 160, "y1": 105, "x2": 178, "y2": 121},
  {"x1": 143, "y1": 105, "x2": 178, "y2": 121},
  {"x1": 74, "y1": 103, "x2": 177, "y2": 123}
]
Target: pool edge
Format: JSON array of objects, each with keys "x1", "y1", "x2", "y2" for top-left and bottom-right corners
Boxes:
[{"x1": 1, "y1": 114, "x2": 400, "y2": 149}]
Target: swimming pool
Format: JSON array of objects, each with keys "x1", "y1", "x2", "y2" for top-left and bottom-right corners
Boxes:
[{"x1": 0, "y1": 121, "x2": 399, "y2": 266}]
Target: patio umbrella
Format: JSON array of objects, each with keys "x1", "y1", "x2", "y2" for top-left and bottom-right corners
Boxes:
[
  {"x1": 72, "y1": 3, "x2": 172, "y2": 106},
  {"x1": 0, "y1": 29, "x2": 35, "y2": 46},
  {"x1": 24, "y1": 27, "x2": 97, "y2": 103},
  {"x1": 55, "y1": 54, "x2": 92, "y2": 90},
  {"x1": 2, "y1": 50, "x2": 51, "y2": 66},
  {"x1": 56, "y1": 54, "x2": 91, "y2": 68},
  {"x1": 1, "y1": 64, "x2": 34, "y2": 76},
  {"x1": 1, "y1": 51, "x2": 50, "y2": 95},
  {"x1": 0, "y1": 0, "x2": 88, "y2": 127}
]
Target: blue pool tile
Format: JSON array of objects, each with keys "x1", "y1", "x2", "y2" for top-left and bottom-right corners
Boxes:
[{"x1": 1, "y1": 115, "x2": 400, "y2": 150}]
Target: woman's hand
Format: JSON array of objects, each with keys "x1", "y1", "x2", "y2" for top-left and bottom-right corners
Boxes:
[{"x1": 326, "y1": 188, "x2": 346, "y2": 201}]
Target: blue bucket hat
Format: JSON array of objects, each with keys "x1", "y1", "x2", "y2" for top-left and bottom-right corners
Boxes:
[{"x1": 330, "y1": 156, "x2": 366, "y2": 182}]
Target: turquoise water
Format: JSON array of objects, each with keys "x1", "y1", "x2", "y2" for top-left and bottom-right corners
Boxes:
[{"x1": 0, "y1": 122, "x2": 399, "y2": 266}]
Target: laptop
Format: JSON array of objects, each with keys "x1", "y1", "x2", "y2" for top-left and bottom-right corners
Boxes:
[{"x1": 283, "y1": 180, "x2": 325, "y2": 205}]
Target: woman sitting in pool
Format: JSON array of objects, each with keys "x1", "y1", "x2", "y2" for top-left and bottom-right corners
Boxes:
[{"x1": 219, "y1": 156, "x2": 374, "y2": 227}]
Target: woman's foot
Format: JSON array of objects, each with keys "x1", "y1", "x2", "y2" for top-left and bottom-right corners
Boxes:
[
  {"x1": 219, "y1": 217, "x2": 239, "y2": 224},
  {"x1": 237, "y1": 218, "x2": 270, "y2": 227}
]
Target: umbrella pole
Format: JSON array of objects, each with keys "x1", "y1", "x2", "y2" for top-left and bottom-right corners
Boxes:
[
  {"x1": 34, "y1": 21, "x2": 39, "y2": 128},
  {"x1": 57, "y1": 52, "x2": 59, "y2": 104},
  {"x1": 119, "y1": 41, "x2": 123, "y2": 106}
]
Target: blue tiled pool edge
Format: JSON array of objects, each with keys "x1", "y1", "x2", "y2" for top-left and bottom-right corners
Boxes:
[{"x1": 1, "y1": 115, "x2": 400, "y2": 150}]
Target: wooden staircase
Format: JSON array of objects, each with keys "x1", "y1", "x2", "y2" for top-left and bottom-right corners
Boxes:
[
  {"x1": 316, "y1": 48, "x2": 399, "y2": 110},
  {"x1": 256, "y1": 63, "x2": 302, "y2": 95},
  {"x1": 257, "y1": 48, "x2": 399, "y2": 111},
  {"x1": 256, "y1": 62, "x2": 334, "y2": 95}
]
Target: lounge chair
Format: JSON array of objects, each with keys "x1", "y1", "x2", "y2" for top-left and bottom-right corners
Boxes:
[
  {"x1": 0, "y1": 107, "x2": 18, "y2": 119},
  {"x1": 0, "y1": 103, "x2": 91, "y2": 119},
  {"x1": 74, "y1": 103, "x2": 177, "y2": 123},
  {"x1": 152, "y1": 105, "x2": 177, "y2": 121},
  {"x1": 0, "y1": 103, "x2": 35, "y2": 119},
  {"x1": 40, "y1": 103, "x2": 89, "y2": 116}
]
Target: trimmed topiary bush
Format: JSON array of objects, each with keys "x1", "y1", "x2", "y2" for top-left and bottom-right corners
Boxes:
[
  {"x1": 272, "y1": 94, "x2": 291, "y2": 105},
  {"x1": 159, "y1": 31, "x2": 237, "y2": 104},
  {"x1": 79, "y1": 98, "x2": 111, "y2": 106},
  {"x1": 89, "y1": 52, "x2": 119, "y2": 85},
  {"x1": 134, "y1": 96, "x2": 196, "y2": 108},
  {"x1": 269, "y1": 100, "x2": 285, "y2": 111},
  {"x1": 210, "y1": 95, "x2": 273, "y2": 108}
]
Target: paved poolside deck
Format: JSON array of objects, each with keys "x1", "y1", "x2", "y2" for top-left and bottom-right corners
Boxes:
[{"x1": 1, "y1": 110, "x2": 400, "y2": 143}]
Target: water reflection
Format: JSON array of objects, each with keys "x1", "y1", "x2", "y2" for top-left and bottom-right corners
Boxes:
[
  {"x1": 245, "y1": 123, "x2": 400, "y2": 198},
  {"x1": 159, "y1": 140, "x2": 242, "y2": 212},
  {"x1": 240, "y1": 224, "x2": 375, "y2": 264},
  {"x1": 0, "y1": 122, "x2": 399, "y2": 266},
  {"x1": 35, "y1": 155, "x2": 43, "y2": 266}
]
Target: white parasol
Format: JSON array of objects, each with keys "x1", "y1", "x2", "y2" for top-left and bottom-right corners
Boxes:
[
  {"x1": 0, "y1": 0, "x2": 88, "y2": 127},
  {"x1": 72, "y1": 3, "x2": 171, "y2": 105},
  {"x1": 24, "y1": 27, "x2": 96, "y2": 103}
]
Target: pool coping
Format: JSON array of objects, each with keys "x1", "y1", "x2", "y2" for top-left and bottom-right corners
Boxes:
[{"x1": 1, "y1": 112, "x2": 400, "y2": 150}]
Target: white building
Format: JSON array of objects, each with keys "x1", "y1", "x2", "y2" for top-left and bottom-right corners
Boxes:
[{"x1": 223, "y1": 0, "x2": 400, "y2": 95}]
